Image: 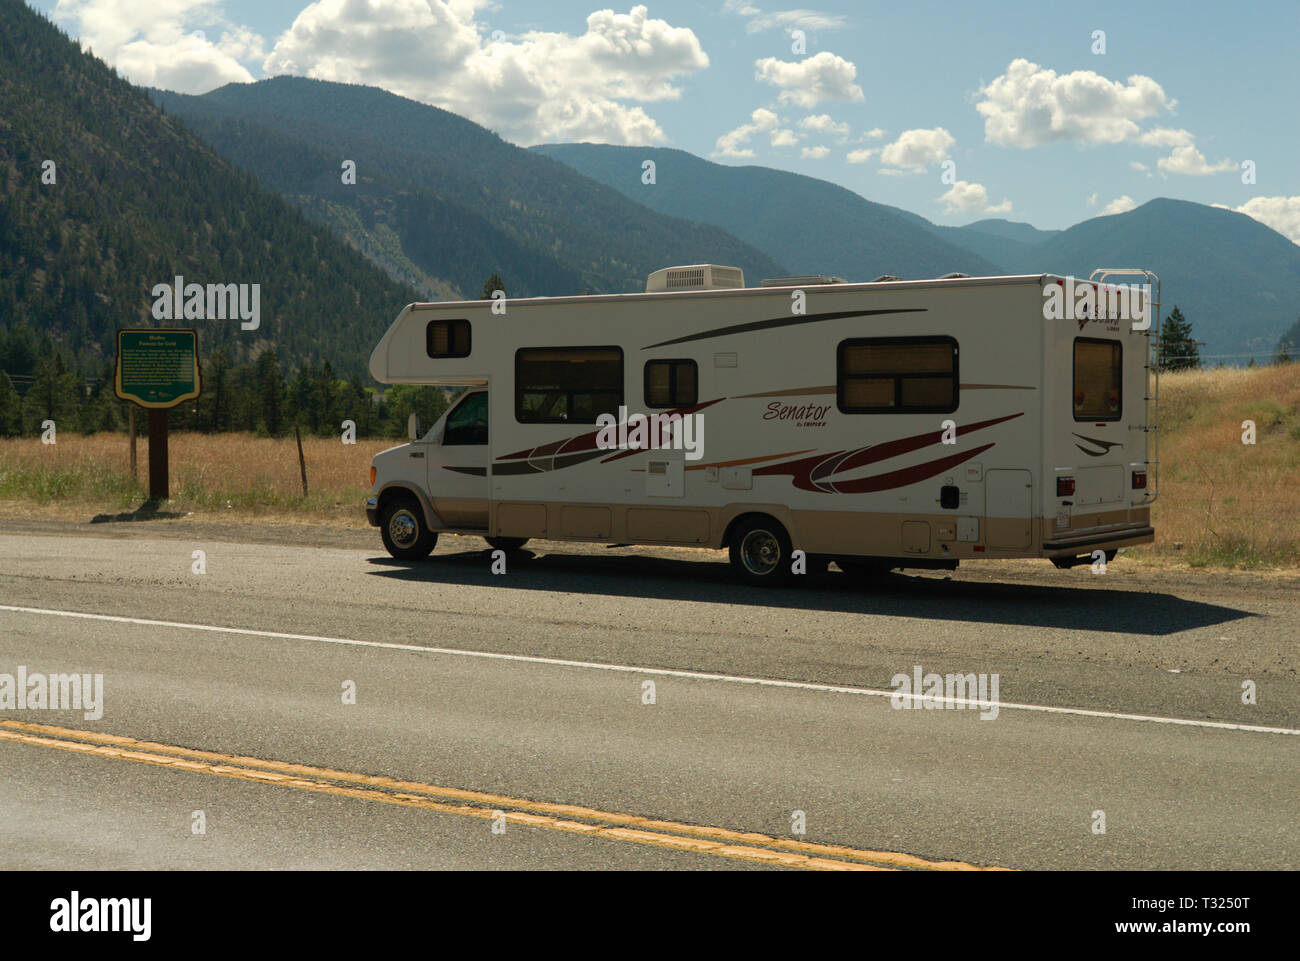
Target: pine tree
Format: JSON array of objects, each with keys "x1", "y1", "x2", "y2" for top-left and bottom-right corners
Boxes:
[
  {"x1": 1157, "y1": 306, "x2": 1201, "y2": 371},
  {"x1": 481, "y1": 273, "x2": 506, "y2": 300},
  {"x1": 255, "y1": 350, "x2": 286, "y2": 436},
  {"x1": 0, "y1": 372, "x2": 22, "y2": 436}
]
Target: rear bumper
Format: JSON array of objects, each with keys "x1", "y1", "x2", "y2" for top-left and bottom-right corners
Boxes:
[
  {"x1": 1042, "y1": 525, "x2": 1154, "y2": 556},
  {"x1": 365, "y1": 496, "x2": 379, "y2": 526}
]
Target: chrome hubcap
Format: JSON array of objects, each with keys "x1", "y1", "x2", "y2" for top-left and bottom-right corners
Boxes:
[
  {"x1": 389, "y1": 511, "x2": 419, "y2": 548},
  {"x1": 740, "y1": 529, "x2": 780, "y2": 575}
]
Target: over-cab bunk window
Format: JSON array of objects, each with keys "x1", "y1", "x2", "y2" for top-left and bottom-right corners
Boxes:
[
  {"x1": 1073, "y1": 338, "x2": 1122, "y2": 421},
  {"x1": 426, "y1": 319, "x2": 471, "y2": 358},
  {"x1": 516, "y1": 347, "x2": 623, "y2": 424},
  {"x1": 837, "y1": 336, "x2": 958, "y2": 413}
]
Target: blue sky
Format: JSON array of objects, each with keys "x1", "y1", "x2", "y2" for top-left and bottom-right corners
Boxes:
[{"x1": 31, "y1": 0, "x2": 1300, "y2": 237}]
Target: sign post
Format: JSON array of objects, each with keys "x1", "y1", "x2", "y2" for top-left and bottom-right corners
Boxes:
[{"x1": 114, "y1": 329, "x2": 201, "y2": 501}]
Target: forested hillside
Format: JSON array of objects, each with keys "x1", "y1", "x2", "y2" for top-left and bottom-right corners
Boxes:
[
  {"x1": 0, "y1": 0, "x2": 427, "y2": 435},
  {"x1": 150, "y1": 78, "x2": 788, "y2": 299}
]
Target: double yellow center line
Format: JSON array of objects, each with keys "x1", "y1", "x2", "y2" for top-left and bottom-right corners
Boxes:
[{"x1": 0, "y1": 719, "x2": 1006, "y2": 871}]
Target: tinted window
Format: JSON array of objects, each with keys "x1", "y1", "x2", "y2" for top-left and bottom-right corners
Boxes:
[
  {"x1": 644, "y1": 359, "x2": 698, "y2": 408},
  {"x1": 838, "y1": 337, "x2": 958, "y2": 413},
  {"x1": 427, "y1": 319, "x2": 471, "y2": 358},
  {"x1": 516, "y1": 347, "x2": 623, "y2": 424},
  {"x1": 443, "y1": 391, "x2": 488, "y2": 445},
  {"x1": 1073, "y1": 338, "x2": 1121, "y2": 421}
]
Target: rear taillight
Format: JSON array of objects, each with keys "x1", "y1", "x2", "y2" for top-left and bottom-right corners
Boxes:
[
  {"x1": 1132, "y1": 470, "x2": 1147, "y2": 490},
  {"x1": 1056, "y1": 476, "x2": 1075, "y2": 497},
  {"x1": 370, "y1": 466, "x2": 376, "y2": 486}
]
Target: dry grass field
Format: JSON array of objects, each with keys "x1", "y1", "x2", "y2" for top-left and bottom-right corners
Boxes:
[
  {"x1": 0, "y1": 431, "x2": 394, "y2": 528},
  {"x1": 1, "y1": 364, "x2": 1297, "y2": 567}
]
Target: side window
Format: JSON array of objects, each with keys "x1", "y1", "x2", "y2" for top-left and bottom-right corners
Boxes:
[
  {"x1": 516, "y1": 347, "x2": 623, "y2": 424},
  {"x1": 443, "y1": 391, "x2": 488, "y2": 445},
  {"x1": 838, "y1": 337, "x2": 958, "y2": 413},
  {"x1": 427, "y1": 319, "x2": 471, "y2": 358},
  {"x1": 644, "y1": 359, "x2": 698, "y2": 408},
  {"x1": 1073, "y1": 338, "x2": 1122, "y2": 421}
]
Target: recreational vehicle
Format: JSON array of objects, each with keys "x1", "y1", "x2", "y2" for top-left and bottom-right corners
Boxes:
[{"x1": 365, "y1": 266, "x2": 1159, "y2": 585}]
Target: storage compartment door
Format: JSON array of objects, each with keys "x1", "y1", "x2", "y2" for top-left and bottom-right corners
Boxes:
[{"x1": 985, "y1": 469, "x2": 1032, "y2": 549}]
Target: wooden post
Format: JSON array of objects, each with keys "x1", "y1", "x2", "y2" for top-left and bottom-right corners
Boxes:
[
  {"x1": 128, "y1": 405, "x2": 137, "y2": 481},
  {"x1": 147, "y1": 408, "x2": 168, "y2": 500},
  {"x1": 295, "y1": 424, "x2": 308, "y2": 497}
]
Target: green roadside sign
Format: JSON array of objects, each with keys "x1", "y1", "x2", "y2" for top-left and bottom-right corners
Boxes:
[{"x1": 114, "y1": 328, "x2": 201, "y2": 408}]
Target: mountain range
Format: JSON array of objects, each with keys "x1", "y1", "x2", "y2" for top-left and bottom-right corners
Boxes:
[
  {"x1": 148, "y1": 79, "x2": 787, "y2": 300},
  {"x1": 532, "y1": 144, "x2": 1300, "y2": 361},
  {"x1": 3, "y1": 0, "x2": 1296, "y2": 385}
]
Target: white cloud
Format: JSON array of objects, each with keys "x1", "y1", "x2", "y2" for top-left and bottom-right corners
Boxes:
[
  {"x1": 54, "y1": 0, "x2": 259, "y2": 92},
  {"x1": 975, "y1": 58, "x2": 1173, "y2": 147},
  {"x1": 713, "y1": 106, "x2": 798, "y2": 157},
  {"x1": 1100, "y1": 195, "x2": 1136, "y2": 215},
  {"x1": 1157, "y1": 144, "x2": 1234, "y2": 176},
  {"x1": 1129, "y1": 161, "x2": 1150, "y2": 172},
  {"x1": 754, "y1": 51, "x2": 864, "y2": 107},
  {"x1": 261, "y1": 2, "x2": 708, "y2": 146},
  {"x1": 846, "y1": 147, "x2": 875, "y2": 163},
  {"x1": 1086, "y1": 192, "x2": 1098, "y2": 207},
  {"x1": 937, "y1": 180, "x2": 1011, "y2": 214},
  {"x1": 1230, "y1": 196, "x2": 1300, "y2": 244},
  {"x1": 878, "y1": 127, "x2": 954, "y2": 172},
  {"x1": 722, "y1": 1, "x2": 846, "y2": 34},
  {"x1": 798, "y1": 113, "x2": 850, "y2": 140},
  {"x1": 1136, "y1": 127, "x2": 1194, "y2": 148},
  {"x1": 801, "y1": 145, "x2": 829, "y2": 158}
]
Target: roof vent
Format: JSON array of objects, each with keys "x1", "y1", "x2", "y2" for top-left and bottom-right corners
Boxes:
[
  {"x1": 759, "y1": 274, "x2": 845, "y2": 287},
  {"x1": 646, "y1": 264, "x2": 745, "y2": 293},
  {"x1": 872, "y1": 275, "x2": 903, "y2": 282},
  {"x1": 939, "y1": 272, "x2": 971, "y2": 279}
]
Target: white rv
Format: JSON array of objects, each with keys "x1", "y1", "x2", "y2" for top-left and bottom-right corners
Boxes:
[{"x1": 365, "y1": 266, "x2": 1158, "y2": 584}]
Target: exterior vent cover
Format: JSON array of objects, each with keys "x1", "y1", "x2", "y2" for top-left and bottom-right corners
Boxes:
[
  {"x1": 646, "y1": 264, "x2": 745, "y2": 293},
  {"x1": 759, "y1": 274, "x2": 845, "y2": 287}
]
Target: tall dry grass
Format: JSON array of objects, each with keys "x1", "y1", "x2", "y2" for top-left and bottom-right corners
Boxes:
[
  {"x1": 0, "y1": 432, "x2": 397, "y2": 525},
  {"x1": 1140, "y1": 364, "x2": 1300, "y2": 567},
  {"x1": 1, "y1": 364, "x2": 1297, "y2": 565}
]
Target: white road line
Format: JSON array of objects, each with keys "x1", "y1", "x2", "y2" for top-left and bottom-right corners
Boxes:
[{"x1": 2, "y1": 603, "x2": 1296, "y2": 736}]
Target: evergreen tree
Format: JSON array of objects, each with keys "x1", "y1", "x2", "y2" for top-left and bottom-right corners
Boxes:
[
  {"x1": 0, "y1": 372, "x2": 22, "y2": 436},
  {"x1": 481, "y1": 273, "x2": 506, "y2": 300},
  {"x1": 1157, "y1": 306, "x2": 1201, "y2": 371},
  {"x1": 255, "y1": 350, "x2": 286, "y2": 435},
  {"x1": 1275, "y1": 316, "x2": 1299, "y2": 364}
]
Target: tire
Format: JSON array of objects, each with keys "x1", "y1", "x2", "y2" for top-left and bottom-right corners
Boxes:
[
  {"x1": 486, "y1": 536, "x2": 529, "y2": 553},
  {"x1": 728, "y1": 516, "x2": 794, "y2": 586},
  {"x1": 380, "y1": 495, "x2": 436, "y2": 560}
]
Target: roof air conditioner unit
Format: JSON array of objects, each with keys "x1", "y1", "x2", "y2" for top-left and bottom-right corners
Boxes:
[{"x1": 645, "y1": 264, "x2": 745, "y2": 293}]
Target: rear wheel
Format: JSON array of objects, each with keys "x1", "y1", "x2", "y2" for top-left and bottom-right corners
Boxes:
[
  {"x1": 380, "y1": 496, "x2": 436, "y2": 560},
  {"x1": 728, "y1": 516, "x2": 794, "y2": 586},
  {"x1": 486, "y1": 536, "x2": 529, "y2": 553}
]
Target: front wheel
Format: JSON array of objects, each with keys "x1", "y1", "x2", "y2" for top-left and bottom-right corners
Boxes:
[
  {"x1": 380, "y1": 496, "x2": 437, "y2": 560},
  {"x1": 728, "y1": 516, "x2": 794, "y2": 586}
]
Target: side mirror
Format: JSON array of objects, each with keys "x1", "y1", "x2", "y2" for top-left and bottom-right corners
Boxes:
[{"x1": 407, "y1": 412, "x2": 420, "y2": 441}]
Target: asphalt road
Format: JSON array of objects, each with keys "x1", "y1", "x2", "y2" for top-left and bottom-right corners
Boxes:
[{"x1": 1, "y1": 518, "x2": 1296, "y2": 870}]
